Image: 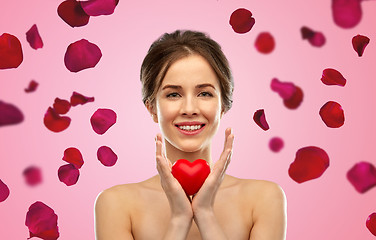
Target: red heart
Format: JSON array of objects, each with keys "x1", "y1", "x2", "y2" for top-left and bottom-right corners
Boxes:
[{"x1": 171, "y1": 159, "x2": 210, "y2": 196}]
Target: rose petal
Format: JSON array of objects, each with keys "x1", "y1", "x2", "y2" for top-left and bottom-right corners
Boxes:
[
  {"x1": 367, "y1": 212, "x2": 376, "y2": 236},
  {"x1": 26, "y1": 24, "x2": 43, "y2": 50},
  {"x1": 25, "y1": 80, "x2": 39, "y2": 93},
  {"x1": 90, "y1": 108, "x2": 117, "y2": 134},
  {"x1": 301, "y1": 26, "x2": 325, "y2": 47},
  {"x1": 97, "y1": 146, "x2": 118, "y2": 167},
  {"x1": 0, "y1": 100, "x2": 24, "y2": 127},
  {"x1": 53, "y1": 98, "x2": 71, "y2": 115},
  {"x1": 80, "y1": 0, "x2": 118, "y2": 16},
  {"x1": 58, "y1": 164, "x2": 80, "y2": 186},
  {"x1": 269, "y1": 137, "x2": 284, "y2": 153},
  {"x1": 321, "y1": 68, "x2": 346, "y2": 86},
  {"x1": 43, "y1": 107, "x2": 71, "y2": 132},
  {"x1": 319, "y1": 101, "x2": 345, "y2": 128},
  {"x1": 70, "y1": 91, "x2": 94, "y2": 106},
  {"x1": 25, "y1": 201, "x2": 59, "y2": 240},
  {"x1": 271, "y1": 78, "x2": 296, "y2": 100},
  {"x1": 57, "y1": 0, "x2": 90, "y2": 28},
  {"x1": 62, "y1": 147, "x2": 84, "y2": 169},
  {"x1": 332, "y1": 0, "x2": 362, "y2": 28},
  {"x1": 23, "y1": 166, "x2": 42, "y2": 186},
  {"x1": 0, "y1": 33, "x2": 23, "y2": 69},
  {"x1": 253, "y1": 109, "x2": 269, "y2": 131},
  {"x1": 288, "y1": 146, "x2": 330, "y2": 183},
  {"x1": 64, "y1": 39, "x2": 102, "y2": 72},
  {"x1": 255, "y1": 32, "x2": 275, "y2": 54},
  {"x1": 229, "y1": 8, "x2": 255, "y2": 34},
  {"x1": 352, "y1": 34, "x2": 370, "y2": 57},
  {"x1": 283, "y1": 86, "x2": 304, "y2": 110},
  {"x1": 347, "y1": 162, "x2": 376, "y2": 193},
  {"x1": 0, "y1": 179, "x2": 10, "y2": 202}
]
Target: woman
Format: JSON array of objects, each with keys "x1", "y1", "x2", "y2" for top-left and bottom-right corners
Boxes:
[{"x1": 95, "y1": 30, "x2": 287, "y2": 240}]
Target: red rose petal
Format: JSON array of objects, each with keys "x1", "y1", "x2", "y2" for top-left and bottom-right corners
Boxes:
[
  {"x1": 23, "y1": 166, "x2": 42, "y2": 186},
  {"x1": 271, "y1": 78, "x2": 296, "y2": 100},
  {"x1": 321, "y1": 68, "x2": 347, "y2": 86},
  {"x1": 26, "y1": 24, "x2": 43, "y2": 50},
  {"x1": 25, "y1": 201, "x2": 59, "y2": 240},
  {"x1": 90, "y1": 108, "x2": 117, "y2": 134},
  {"x1": 269, "y1": 137, "x2": 284, "y2": 153},
  {"x1": 62, "y1": 147, "x2": 84, "y2": 169},
  {"x1": 332, "y1": 0, "x2": 362, "y2": 28},
  {"x1": 0, "y1": 179, "x2": 10, "y2": 202},
  {"x1": 229, "y1": 8, "x2": 255, "y2": 34},
  {"x1": 301, "y1": 26, "x2": 325, "y2": 47},
  {"x1": 253, "y1": 109, "x2": 269, "y2": 131},
  {"x1": 319, "y1": 101, "x2": 345, "y2": 128},
  {"x1": 53, "y1": 98, "x2": 71, "y2": 115},
  {"x1": 347, "y1": 161, "x2": 376, "y2": 193},
  {"x1": 283, "y1": 86, "x2": 304, "y2": 109},
  {"x1": 97, "y1": 146, "x2": 118, "y2": 167},
  {"x1": 57, "y1": 0, "x2": 90, "y2": 28},
  {"x1": 70, "y1": 91, "x2": 94, "y2": 106},
  {"x1": 25, "y1": 80, "x2": 39, "y2": 93},
  {"x1": 255, "y1": 32, "x2": 275, "y2": 54},
  {"x1": 0, "y1": 33, "x2": 23, "y2": 69},
  {"x1": 367, "y1": 213, "x2": 376, "y2": 236},
  {"x1": 80, "y1": 0, "x2": 118, "y2": 16},
  {"x1": 0, "y1": 100, "x2": 24, "y2": 127},
  {"x1": 288, "y1": 146, "x2": 330, "y2": 183},
  {"x1": 43, "y1": 107, "x2": 71, "y2": 132},
  {"x1": 58, "y1": 164, "x2": 80, "y2": 186},
  {"x1": 352, "y1": 34, "x2": 370, "y2": 57},
  {"x1": 64, "y1": 39, "x2": 102, "y2": 72}
]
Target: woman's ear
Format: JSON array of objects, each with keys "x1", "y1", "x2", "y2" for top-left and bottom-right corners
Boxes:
[{"x1": 146, "y1": 100, "x2": 158, "y2": 123}]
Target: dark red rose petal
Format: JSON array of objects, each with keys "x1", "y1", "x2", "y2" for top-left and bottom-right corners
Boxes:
[
  {"x1": 347, "y1": 161, "x2": 376, "y2": 193},
  {"x1": 0, "y1": 33, "x2": 23, "y2": 69},
  {"x1": 57, "y1": 0, "x2": 90, "y2": 28},
  {"x1": 97, "y1": 146, "x2": 118, "y2": 167},
  {"x1": 80, "y1": 0, "x2": 118, "y2": 16},
  {"x1": 367, "y1": 213, "x2": 376, "y2": 236},
  {"x1": 53, "y1": 98, "x2": 71, "y2": 115},
  {"x1": 283, "y1": 86, "x2": 304, "y2": 110},
  {"x1": 255, "y1": 32, "x2": 275, "y2": 54},
  {"x1": 23, "y1": 166, "x2": 42, "y2": 186},
  {"x1": 301, "y1": 26, "x2": 315, "y2": 39},
  {"x1": 301, "y1": 26, "x2": 326, "y2": 47},
  {"x1": 90, "y1": 108, "x2": 117, "y2": 134},
  {"x1": 288, "y1": 146, "x2": 330, "y2": 183},
  {"x1": 332, "y1": 0, "x2": 362, "y2": 28},
  {"x1": 0, "y1": 179, "x2": 10, "y2": 202},
  {"x1": 64, "y1": 39, "x2": 102, "y2": 73},
  {"x1": 352, "y1": 34, "x2": 370, "y2": 57},
  {"x1": 43, "y1": 107, "x2": 71, "y2": 132},
  {"x1": 25, "y1": 201, "x2": 59, "y2": 240},
  {"x1": 0, "y1": 100, "x2": 24, "y2": 126},
  {"x1": 26, "y1": 24, "x2": 43, "y2": 50},
  {"x1": 25, "y1": 80, "x2": 39, "y2": 93},
  {"x1": 229, "y1": 8, "x2": 255, "y2": 34},
  {"x1": 253, "y1": 109, "x2": 269, "y2": 131},
  {"x1": 58, "y1": 164, "x2": 80, "y2": 186},
  {"x1": 269, "y1": 137, "x2": 284, "y2": 153},
  {"x1": 319, "y1": 101, "x2": 345, "y2": 128},
  {"x1": 271, "y1": 78, "x2": 295, "y2": 100},
  {"x1": 321, "y1": 68, "x2": 346, "y2": 86},
  {"x1": 70, "y1": 91, "x2": 94, "y2": 106},
  {"x1": 62, "y1": 147, "x2": 84, "y2": 169}
]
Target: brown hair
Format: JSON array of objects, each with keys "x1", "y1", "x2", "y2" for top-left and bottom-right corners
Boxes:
[{"x1": 140, "y1": 30, "x2": 234, "y2": 113}]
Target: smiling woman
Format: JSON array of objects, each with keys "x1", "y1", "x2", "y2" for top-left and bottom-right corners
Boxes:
[{"x1": 94, "y1": 30, "x2": 287, "y2": 240}]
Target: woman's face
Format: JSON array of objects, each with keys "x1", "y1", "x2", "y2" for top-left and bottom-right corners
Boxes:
[{"x1": 153, "y1": 54, "x2": 223, "y2": 153}]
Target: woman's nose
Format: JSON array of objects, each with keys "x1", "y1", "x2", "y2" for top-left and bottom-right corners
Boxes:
[{"x1": 180, "y1": 95, "x2": 198, "y2": 116}]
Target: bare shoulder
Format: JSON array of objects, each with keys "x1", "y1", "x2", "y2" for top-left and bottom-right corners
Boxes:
[{"x1": 241, "y1": 178, "x2": 286, "y2": 201}]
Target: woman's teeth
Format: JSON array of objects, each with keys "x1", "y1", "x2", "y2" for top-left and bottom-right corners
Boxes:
[{"x1": 178, "y1": 125, "x2": 202, "y2": 131}]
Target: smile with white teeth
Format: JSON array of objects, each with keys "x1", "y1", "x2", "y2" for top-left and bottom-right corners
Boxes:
[{"x1": 177, "y1": 125, "x2": 203, "y2": 131}]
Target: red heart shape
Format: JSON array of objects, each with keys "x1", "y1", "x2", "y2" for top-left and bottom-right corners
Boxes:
[{"x1": 171, "y1": 159, "x2": 210, "y2": 196}]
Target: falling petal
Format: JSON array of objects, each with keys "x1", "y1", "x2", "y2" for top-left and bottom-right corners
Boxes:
[
  {"x1": 53, "y1": 98, "x2": 71, "y2": 115},
  {"x1": 0, "y1": 100, "x2": 24, "y2": 127},
  {"x1": 70, "y1": 91, "x2": 94, "y2": 106},
  {"x1": 321, "y1": 68, "x2": 346, "y2": 86},
  {"x1": 229, "y1": 8, "x2": 255, "y2": 34},
  {"x1": 97, "y1": 146, "x2": 118, "y2": 166},
  {"x1": 288, "y1": 146, "x2": 330, "y2": 183},
  {"x1": 23, "y1": 166, "x2": 42, "y2": 186},
  {"x1": 255, "y1": 32, "x2": 275, "y2": 54},
  {"x1": 25, "y1": 201, "x2": 59, "y2": 240},
  {"x1": 352, "y1": 34, "x2": 370, "y2": 57},
  {"x1": 0, "y1": 33, "x2": 23, "y2": 69},
  {"x1": 64, "y1": 39, "x2": 102, "y2": 73},
  {"x1": 43, "y1": 107, "x2": 71, "y2": 132},
  {"x1": 80, "y1": 0, "x2": 118, "y2": 16},
  {"x1": 367, "y1": 213, "x2": 376, "y2": 236},
  {"x1": 62, "y1": 147, "x2": 84, "y2": 169},
  {"x1": 25, "y1": 80, "x2": 39, "y2": 93},
  {"x1": 90, "y1": 108, "x2": 117, "y2": 134},
  {"x1": 0, "y1": 179, "x2": 10, "y2": 202},
  {"x1": 319, "y1": 101, "x2": 345, "y2": 128},
  {"x1": 283, "y1": 86, "x2": 304, "y2": 110},
  {"x1": 26, "y1": 24, "x2": 43, "y2": 50},
  {"x1": 253, "y1": 109, "x2": 269, "y2": 131},
  {"x1": 58, "y1": 164, "x2": 80, "y2": 186},
  {"x1": 57, "y1": 0, "x2": 90, "y2": 28},
  {"x1": 301, "y1": 26, "x2": 326, "y2": 47},
  {"x1": 269, "y1": 137, "x2": 284, "y2": 153},
  {"x1": 347, "y1": 161, "x2": 376, "y2": 193},
  {"x1": 332, "y1": 0, "x2": 362, "y2": 28},
  {"x1": 271, "y1": 78, "x2": 295, "y2": 100}
]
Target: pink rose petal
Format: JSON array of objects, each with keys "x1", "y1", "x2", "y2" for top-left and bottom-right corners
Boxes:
[
  {"x1": 288, "y1": 146, "x2": 330, "y2": 183},
  {"x1": 0, "y1": 100, "x2": 24, "y2": 127},
  {"x1": 64, "y1": 39, "x2": 102, "y2": 73},
  {"x1": 255, "y1": 32, "x2": 275, "y2": 54},
  {"x1": 70, "y1": 91, "x2": 94, "y2": 106},
  {"x1": 229, "y1": 8, "x2": 255, "y2": 34},
  {"x1": 26, "y1": 24, "x2": 43, "y2": 50},
  {"x1": 271, "y1": 78, "x2": 296, "y2": 100},
  {"x1": 347, "y1": 161, "x2": 376, "y2": 193},
  {"x1": 25, "y1": 201, "x2": 59, "y2": 240},
  {"x1": 301, "y1": 26, "x2": 326, "y2": 47},
  {"x1": 352, "y1": 34, "x2": 370, "y2": 57},
  {"x1": 253, "y1": 109, "x2": 269, "y2": 131},
  {"x1": 97, "y1": 146, "x2": 118, "y2": 166},
  {"x1": 25, "y1": 80, "x2": 39, "y2": 93},
  {"x1": 43, "y1": 107, "x2": 71, "y2": 132},
  {"x1": 90, "y1": 108, "x2": 117, "y2": 134},
  {"x1": 0, "y1": 33, "x2": 23, "y2": 69},
  {"x1": 80, "y1": 0, "x2": 118, "y2": 16},
  {"x1": 283, "y1": 86, "x2": 304, "y2": 110},
  {"x1": 319, "y1": 101, "x2": 345, "y2": 128},
  {"x1": 53, "y1": 98, "x2": 71, "y2": 115},
  {"x1": 332, "y1": 0, "x2": 362, "y2": 28},
  {"x1": 269, "y1": 137, "x2": 284, "y2": 153},
  {"x1": 58, "y1": 164, "x2": 80, "y2": 186},
  {"x1": 0, "y1": 179, "x2": 10, "y2": 202},
  {"x1": 367, "y1": 212, "x2": 376, "y2": 236},
  {"x1": 57, "y1": 0, "x2": 90, "y2": 28},
  {"x1": 321, "y1": 68, "x2": 346, "y2": 86},
  {"x1": 62, "y1": 147, "x2": 84, "y2": 169},
  {"x1": 23, "y1": 166, "x2": 42, "y2": 186}
]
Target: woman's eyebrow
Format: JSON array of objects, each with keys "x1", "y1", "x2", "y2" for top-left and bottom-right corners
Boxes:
[{"x1": 161, "y1": 83, "x2": 216, "y2": 90}]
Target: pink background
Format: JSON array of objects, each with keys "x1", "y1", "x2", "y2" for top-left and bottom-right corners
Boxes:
[{"x1": 1, "y1": 0, "x2": 376, "y2": 239}]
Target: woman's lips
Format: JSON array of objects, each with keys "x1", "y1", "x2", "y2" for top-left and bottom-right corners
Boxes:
[{"x1": 175, "y1": 124, "x2": 205, "y2": 135}]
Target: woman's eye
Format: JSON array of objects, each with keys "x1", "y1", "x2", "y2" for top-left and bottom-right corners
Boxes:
[
  {"x1": 166, "y1": 92, "x2": 180, "y2": 98},
  {"x1": 199, "y1": 92, "x2": 213, "y2": 97}
]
